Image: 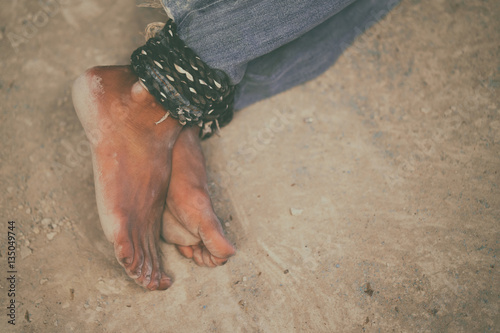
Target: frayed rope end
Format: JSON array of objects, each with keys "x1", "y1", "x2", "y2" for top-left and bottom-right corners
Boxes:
[{"x1": 155, "y1": 112, "x2": 170, "y2": 125}]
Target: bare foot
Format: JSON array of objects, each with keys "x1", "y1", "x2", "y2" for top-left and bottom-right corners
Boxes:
[
  {"x1": 72, "y1": 66, "x2": 181, "y2": 290},
  {"x1": 162, "y1": 127, "x2": 236, "y2": 267}
]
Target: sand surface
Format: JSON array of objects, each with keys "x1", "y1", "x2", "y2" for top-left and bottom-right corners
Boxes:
[{"x1": 0, "y1": 0, "x2": 499, "y2": 332}]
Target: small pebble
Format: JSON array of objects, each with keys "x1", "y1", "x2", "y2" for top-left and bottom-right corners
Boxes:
[
  {"x1": 96, "y1": 306, "x2": 103, "y2": 312},
  {"x1": 304, "y1": 117, "x2": 314, "y2": 123},
  {"x1": 41, "y1": 218, "x2": 52, "y2": 226},
  {"x1": 40, "y1": 278, "x2": 49, "y2": 285},
  {"x1": 33, "y1": 226, "x2": 40, "y2": 234},
  {"x1": 25, "y1": 207, "x2": 31, "y2": 214},
  {"x1": 242, "y1": 276, "x2": 247, "y2": 282},
  {"x1": 46, "y1": 232, "x2": 57, "y2": 240},
  {"x1": 225, "y1": 222, "x2": 230, "y2": 227},
  {"x1": 290, "y1": 208, "x2": 303, "y2": 216},
  {"x1": 21, "y1": 246, "x2": 32, "y2": 259}
]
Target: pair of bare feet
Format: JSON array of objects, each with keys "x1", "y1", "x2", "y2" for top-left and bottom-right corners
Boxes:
[{"x1": 72, "y1": 66, "x2": 235, "y2": 291}]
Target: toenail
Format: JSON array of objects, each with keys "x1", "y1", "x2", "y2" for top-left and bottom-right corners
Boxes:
[
  {"x1": 122, "y1": 257, "x2": 133, "y2": 265},
  {"x1": 161, "y1": 277, "x2": 172, "y2": 288},
  {"x1": 143, "y1": 275, "x2": 152, "y2": 284},
  {"x1": 130, "y1": 269, "x2": 141, "y2": 278}
]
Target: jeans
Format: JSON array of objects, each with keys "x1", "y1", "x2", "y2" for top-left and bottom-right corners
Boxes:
[{"x1": 160, "y1": 0, "x2": 401, "y2": 110}]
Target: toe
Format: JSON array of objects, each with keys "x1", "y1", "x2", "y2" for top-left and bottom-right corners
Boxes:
[
  {"x1": 201, "y1": 247, "x2": 217, "y2": 267},
  {"x1": 136, "y1": 236, "x2": 159, "y2": 288},
  {"x1": 138, "y1": 271, "x2": 153, "y2": 288},
  {"x1": 136, "y1": 258, "x2": 152, "y2": 287},
  {"x1": 128, "y1": 257, "x2": 144, "y2": 279},
  {"x1": 115, "y1": 229, "x2": 145, "y2": 279},
  {"x1": 192, "y1": 245, "x2": 205, "y2": 266},
  {"x1": 147, "y1": 267, "x2": 164, "y2": 291},
  {"x1": 158, "y1": 273, "x2": 172, "y2": 290},
  {"x1": 209, "y1": 254, "x2": 229, "y2": 266},
  {"x1": 176, "y1": 245, "x2": 194, "y2": 259},
  {"x1": 145, "y1": 236, "x2": 164, "y2": 291},
  {"x1": 114, "y1": 238, "x2": 135, "y2": 268},
  {"x1": 147, "y1": 273, "x2": 160, "y2": 291},
  {"x1": 199, "y1": 215, "x2": 236, "y2": 259},
  {"x1": 114, "y1": 232, "x2": 147, "y2": 279},
  {"x1": 127, "y1": 240, "x2": 145, "y2": 279}
]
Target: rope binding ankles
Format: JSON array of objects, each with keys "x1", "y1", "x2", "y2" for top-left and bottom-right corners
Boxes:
[{"x1": 131, "y1": 19, "x2": 235, "y2": 139}]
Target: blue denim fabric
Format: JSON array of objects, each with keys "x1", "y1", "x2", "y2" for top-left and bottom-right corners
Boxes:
[{"x1": 161, "y1": 0, "x2": 400, "y2": 109}]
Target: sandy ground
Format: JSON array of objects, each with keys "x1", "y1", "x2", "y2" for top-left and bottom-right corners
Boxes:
[{"x1": 1, "y1": 0, "x2": 499, "y2": 332}]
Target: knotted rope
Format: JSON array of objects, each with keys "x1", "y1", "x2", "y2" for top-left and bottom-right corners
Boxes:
[{"x1": 131, "y1": 19, "x2": 235, "y2": 139}]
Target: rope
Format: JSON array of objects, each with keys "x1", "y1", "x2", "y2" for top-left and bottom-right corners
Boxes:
[{"x1": 131, "y1": 19, "x2": 235, "y2": 139}]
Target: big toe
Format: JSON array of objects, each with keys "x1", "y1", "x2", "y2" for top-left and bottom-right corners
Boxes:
[
  {"x1": 114, "y1": 237, "x2": 136, "y2": 270},
  {"x1": 199, "y1": 217, "x2": 236, "y2": 260}
]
